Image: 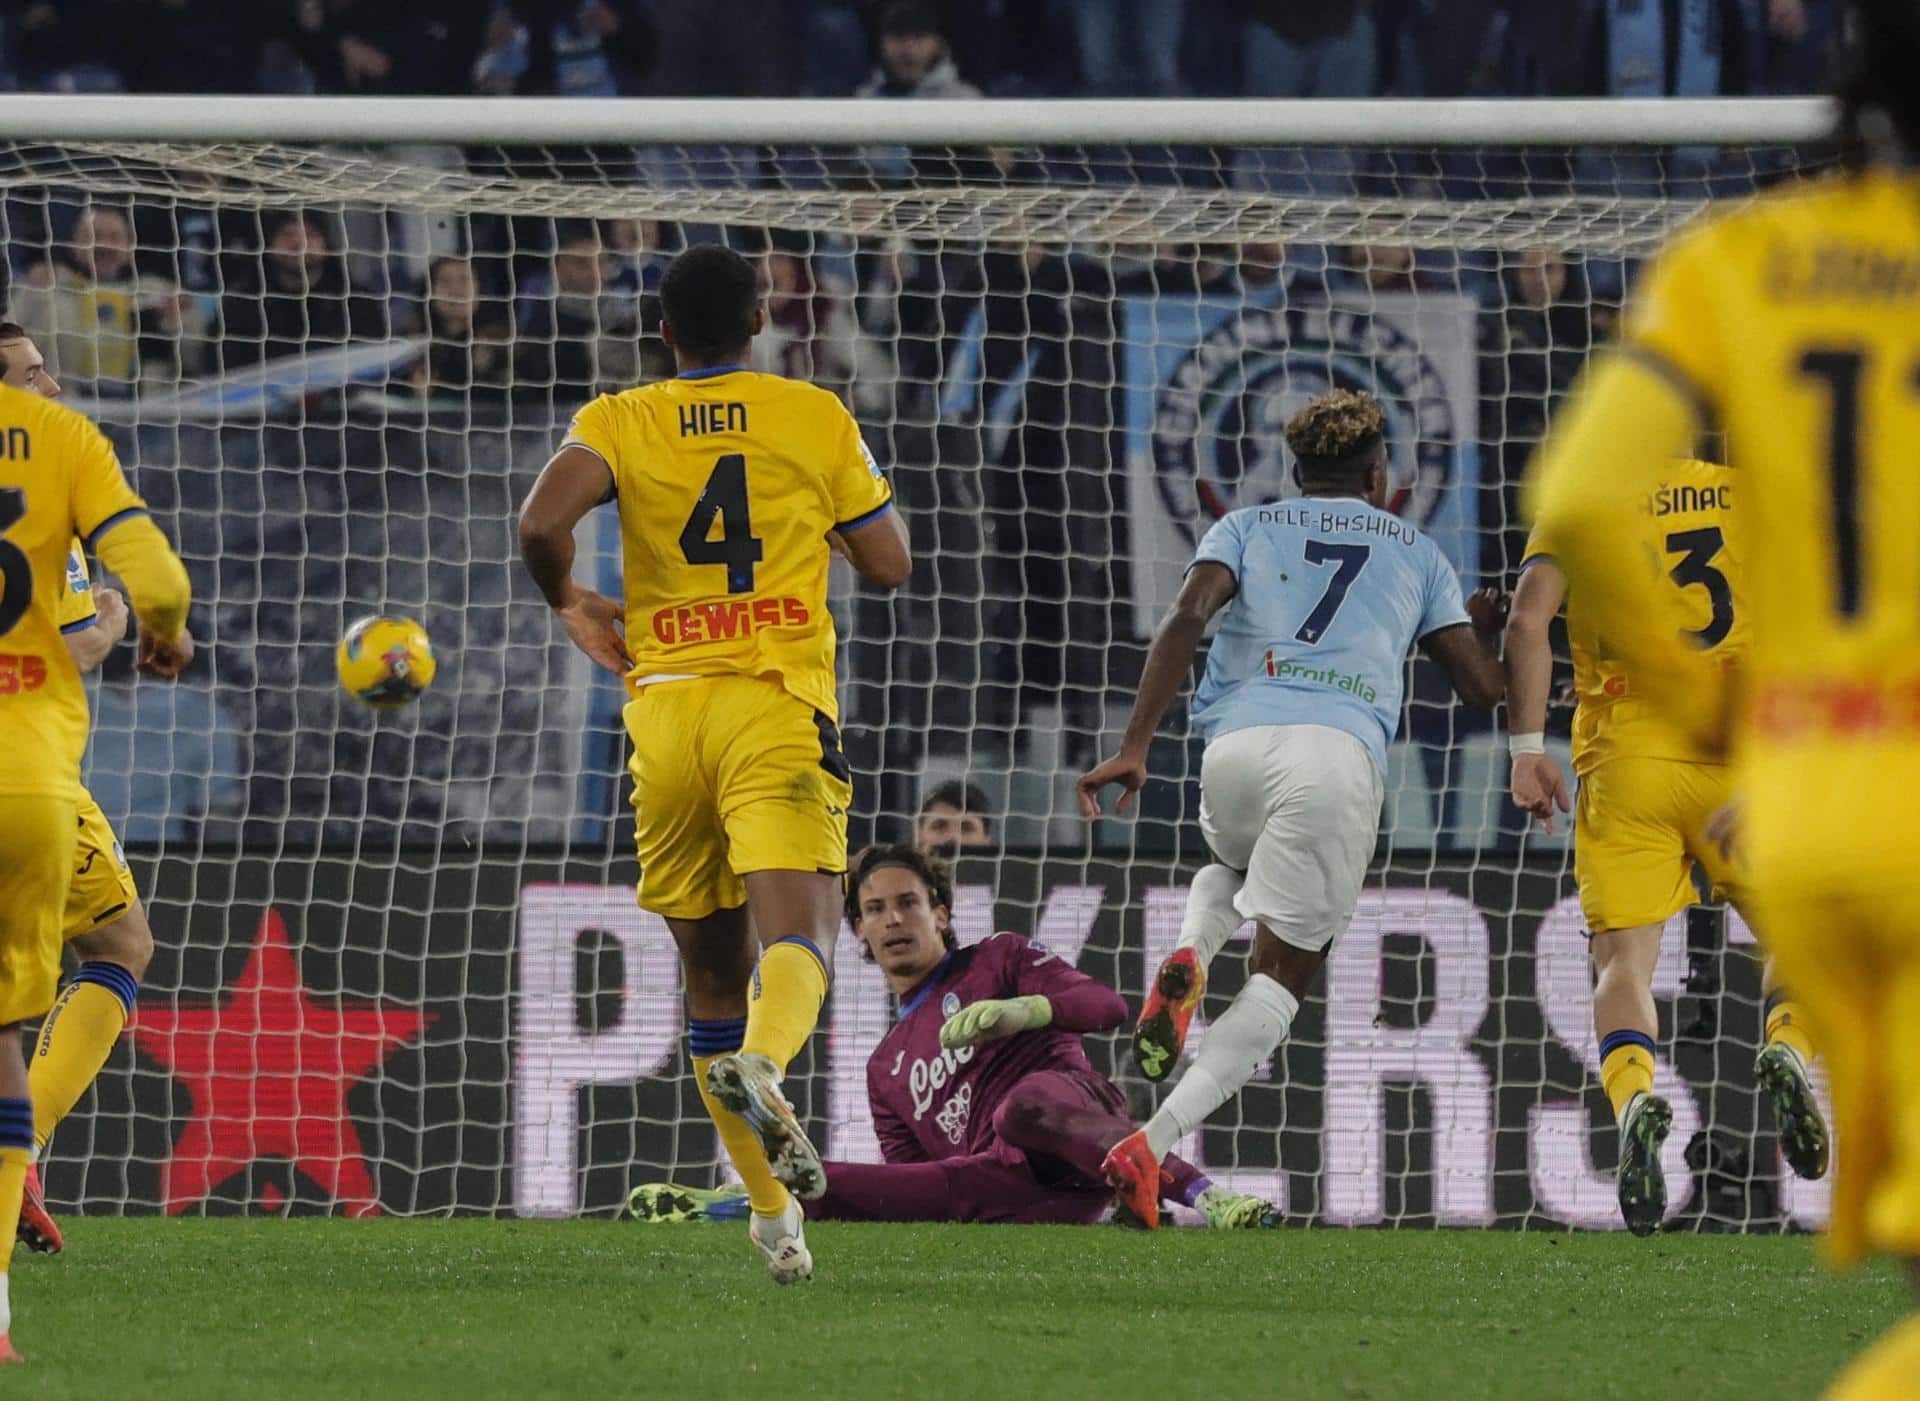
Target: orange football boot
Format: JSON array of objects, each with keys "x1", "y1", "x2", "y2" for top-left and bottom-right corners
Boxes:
[
  {"x1": 1102, "y1": 1129, "x2": 1168, "y2": 1231},
  {"x1": 15, "y1": 1163, "x2": 62, "y2": 1255},
  {"x1": 1134, "y1": 947, "x2": 1205, "y2": 1082}
]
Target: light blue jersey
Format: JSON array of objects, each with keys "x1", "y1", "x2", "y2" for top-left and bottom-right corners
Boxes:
[{"x1": 1188, "y1": 497, "x2": 1470, "y2": 772}]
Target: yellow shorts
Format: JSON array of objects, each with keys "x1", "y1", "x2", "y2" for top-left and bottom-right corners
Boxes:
[
  {"x1": 0, "y1": 794, "x2": 77, "y2": 1025},
  {"x1": 625, "y1": 675, "x2": 852, "y2": 921},
  {"x1": 1574, "y1": 756, "x2": 1737, "y2": 934},
  {"x1": 64, "y1": 787, "x2": 139, "y2": 940},
  {"x1": 1750, "y1": 884, "x2": 1920, "y2": 1267}
]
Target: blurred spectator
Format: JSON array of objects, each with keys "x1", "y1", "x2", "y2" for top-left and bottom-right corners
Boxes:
[
  {"x1": 750, "y1": 235, "x2": 885, "y2": 412},
  {"x1": 219, "y1": 212, "x2": 387, "y2": 371},
  {"x1": 471, "y1": 1, "x2": 655, "y2": 97},
  {"x1": 289, "y1": 0, "x2": 473, "y2": 95},
  {"x1": 119, "y1": 0, "x2": 271, "y2": 93},
  {"x1": 13, "y1": 0, "x2": 124, "y2": 92},
  {"x1": 855, "y1": 2, "x2": 983, "y2": 99},
  {"x1": 515, "y1": 220, "x2": 616, "y2": 397},
  {"x1": 1058, "y1": 0, "x2": 1186, "y2": 97},
  {"x1": 1479, "y1": 248, "x2": 1600, "y2": 580},
  {"x1": 1750, "y1": 0, "x2": 1840, "y2": 95},
  {"x1": 1235, "y1": 0, "x2": 1377, "y2": 197},
  {"x1": 644, "y1": 0, "x2": 790, "y2": 97},
  {"x1": 412, "y1": 256, "x2": 513, "y2": 399},
  {"x1": 12, "y1": 206, "x2": 186, "y2": 393},
  {"x1": 915, "y1": 779, "x2": 997, "y2": 855}
]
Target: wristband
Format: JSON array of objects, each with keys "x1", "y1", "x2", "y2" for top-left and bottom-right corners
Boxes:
[{"x1": 1508, "y1": 733, "x2": 1546, "y2": 758}]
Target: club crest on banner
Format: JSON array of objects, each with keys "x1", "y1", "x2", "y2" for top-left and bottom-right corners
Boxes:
[{"x1": 1125, "y1": 290, "x2": 1480, "y2": 635}]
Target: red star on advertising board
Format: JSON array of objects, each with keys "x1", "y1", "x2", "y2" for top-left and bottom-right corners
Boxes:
[{"x1": 129, "y1": 909, "x2": 429, "y2": 1216}]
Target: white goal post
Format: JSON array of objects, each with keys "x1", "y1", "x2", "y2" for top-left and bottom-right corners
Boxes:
[{"x1": 0, "y1": 95, "x2": 1834, "y2": 1228}]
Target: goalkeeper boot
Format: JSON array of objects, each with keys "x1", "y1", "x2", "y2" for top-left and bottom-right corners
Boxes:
[
  {"x1": 1196, "y1": 1185, "x2": 1274, "y2": 1230},
  {"x1": 1616, "y1": 1091, "x2": 1673, "y2": 1238},
  {"x1": 748, "y1": 1195, "x2": 813, "y2": 1285},
  {"x1": 706, "y1": 1052, "x2": 825, "y2": 1200},
  {"x1": 1101, "y1": 1129, "x2": 1168, "y2": 1231},
  {"x1": 1754, "y1": 1040, "x2": 1829, "y2": 1181},
  {"x1": 627, "y1": 1181, "x2": 751, "y2": 1225},
  {"x1": 15, "y1": 1163, "x2": 63, "y2": 1255},
  {"x1": 1134, "y1": 948, "x2": 1205, "y2": 1083}
]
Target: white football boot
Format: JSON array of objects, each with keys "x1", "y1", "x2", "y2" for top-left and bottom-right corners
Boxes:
[
  {"x1": 748, "y1": 1194, "x2": 814, "y2": 1285},
  {"x1": 705, "y1": 1052, "x2": 825, "y2": 1199}
]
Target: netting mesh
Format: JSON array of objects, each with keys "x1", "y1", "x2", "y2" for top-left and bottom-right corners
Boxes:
[{"x1": 4, "y1": 133, "x2": 1834, "y2": 1226}]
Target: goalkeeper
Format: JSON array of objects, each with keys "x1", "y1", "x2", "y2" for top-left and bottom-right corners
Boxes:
[{"x1": 631, "y1": 845, "x2": 1270, "y2": 1229}]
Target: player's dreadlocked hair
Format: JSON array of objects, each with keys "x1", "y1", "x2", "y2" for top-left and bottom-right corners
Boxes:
[
  {"x1": 845, "y1": 843, "x2": 959, "y2": 957},
  {"x1": 1836, "y1": 0, "x2": 1920, "y2": 161},
  {"x1": 660, "y1": 243, "x2": 759, "y2": 362},
  {"x1": 1284, "y1": 388, "x2": 1387, "y2": 491}
]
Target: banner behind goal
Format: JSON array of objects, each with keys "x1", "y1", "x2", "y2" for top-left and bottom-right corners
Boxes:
[{"x1": 0, "y1": 97, "x2": 1835, "y2": 1227}]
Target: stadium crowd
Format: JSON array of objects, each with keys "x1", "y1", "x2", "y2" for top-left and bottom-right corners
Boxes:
[
  {"x1": 0, "y1": 0, "x2": 1843, "y2": 103},
  {"x1": 0, "y1": 0, "x2": 1846, "y2": 850}
]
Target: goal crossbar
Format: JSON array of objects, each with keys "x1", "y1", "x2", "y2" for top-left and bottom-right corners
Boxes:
[{"x1": 0, "y1": 94, "x2": 1836, "y2": 149}]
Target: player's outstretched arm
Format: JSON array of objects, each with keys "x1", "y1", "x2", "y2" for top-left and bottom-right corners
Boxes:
[
  {"x1": 62, "y1": 586, "x2": 128, "y2": 674},
  {"x1": 831, "y1": 506, "x2": 911, "y2": 589},
  {"x1": 939, "y1": 936, "x2": 1128, "y2": 1049},
  {"x1": 518, "y1": 445, "x2": 633, "y2": 676},
  {"x1": 1421, "y1": 587, "x2": 1507, "y2": 710},
  {"x1": 1503, "y1": 562, "x2": 1572, "y2": 833},
  {"x1": 1077, "y1": 562, "x2": 1236, "y2": 819}
]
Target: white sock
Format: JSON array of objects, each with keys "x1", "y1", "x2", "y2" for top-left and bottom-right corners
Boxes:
[
  {"x1": 1143, "y1": 972, "x2": 1299, "y2": 1159},
  {"x1": 1174, "y1": 863, "x2": 1245, "y2": 969}
]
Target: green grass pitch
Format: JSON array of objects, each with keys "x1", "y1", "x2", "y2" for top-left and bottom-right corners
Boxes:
[{"x1": 5, "y1": 1219, "x2": 1905, "y2": 1400}]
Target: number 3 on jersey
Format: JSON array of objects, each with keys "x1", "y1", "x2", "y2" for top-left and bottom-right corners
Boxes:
[
  {"x1": 0, "y1": 486, "x2": 31, "y2": 636},
  {"x1": 679, "y1": 453, "x2": 764, "y2": 594}
]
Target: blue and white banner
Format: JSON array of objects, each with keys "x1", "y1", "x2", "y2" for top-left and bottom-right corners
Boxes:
[{"x1": 1124, "y1": 290, "x2": 1482, "y2": 636}]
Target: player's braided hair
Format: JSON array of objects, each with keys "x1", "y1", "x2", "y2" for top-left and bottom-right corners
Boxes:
[
  {"x1": 1837, "y1": 0, "x2": 1920, "y2": 160},
  {"x1": 845, "y1": 843, "x2": 959, "y2": 958},
  {"x1": 1285, "y1": 389, "x2": 1387, "y2": 490}
]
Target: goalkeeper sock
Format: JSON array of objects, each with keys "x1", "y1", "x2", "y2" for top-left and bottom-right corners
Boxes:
[
  {"x1": 30, "y1": 962, "x2": 137, "y2": 1151},
  {"x1": 1762, "y1": 993, "x2": 1815, "y2": 1068},
  {"x1": 740, "y1": 938, "x2": 829, "y2": 1074},
  {"x1": 1599, "y1": 1029, "x2": 1657, "y2": 1127},
  {"x1": 689, "y1": 1018, "x2": 789, "y2": 1219},
  {"x1": 0, "y1": 1098, "x2": 33, "y2": 1331},
  {"x1": 1175, "y1": 863, "x2": 1244, "y2": 969},
  {"x1": 1143, "y1": 973, "x2": 1297, "y2": 1160}
]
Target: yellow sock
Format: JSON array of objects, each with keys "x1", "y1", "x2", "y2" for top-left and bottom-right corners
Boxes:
[
  {"x1": 0, "y1": 1099, "x2": 34, "y2": 1333},
  {"x1": 1764, "y1": 995, "x2": 1816, "y2": 1068},
  {"x1": 1825, "y1": 1313, "x2": 1920, "y2": 1400},
  {"x1": 29, "y1": 966, "x2": 135, "y2": 1151},
  {"x1": 1599, "y1": 1030, "x2": 1657, "y2": 1125},
  {"x1": 741, "y1": 939, "x2": 829, "y2": 1075},
  {"x1": 691, "y1": 1051, "x2": 790, "y2": 1218}
]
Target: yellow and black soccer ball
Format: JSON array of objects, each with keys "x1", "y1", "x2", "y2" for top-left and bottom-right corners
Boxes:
[{"x1": 337, "y1": 615, "x2": 437, "y2": 708}]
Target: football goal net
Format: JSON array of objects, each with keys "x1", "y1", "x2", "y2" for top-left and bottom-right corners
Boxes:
[{"x1": 0, "y1": 93, "x2": 1835, "y2": 1228}]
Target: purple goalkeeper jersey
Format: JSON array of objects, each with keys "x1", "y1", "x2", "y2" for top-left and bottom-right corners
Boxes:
[{"x1": 866, "y1": 932, "x2": 1130, "y2": 1164}]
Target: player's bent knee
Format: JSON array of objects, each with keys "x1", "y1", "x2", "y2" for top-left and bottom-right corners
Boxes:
[
  {"x1": 71, "y1": 903, "x2": 154, "y2": 980},
  {"x1": 990, "y1": 1083, "x2": 1051, "y2": 1145}
]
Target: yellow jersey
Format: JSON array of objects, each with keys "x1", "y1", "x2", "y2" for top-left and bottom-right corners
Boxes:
[
  {"x1": 0, "y1": 383, "x2": 190, "y2": 798},
  {"x1": 1525, "y1": 458, "x2": 1743, "y2": 775},
  {"x1": 564, "y1": 367, "x2": 893, "y2": 721},
  {"x1": 1533, "y1": 168, "x2": 1920, "y2": 889},
  {"x1": 59, "y1": 542, "x2": 98, "y2": 633}
]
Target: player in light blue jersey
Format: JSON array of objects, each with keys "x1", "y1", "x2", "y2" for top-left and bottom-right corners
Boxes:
[{"x1": 1077, "y1": 389, "x2": 1504, "y2": 1226}]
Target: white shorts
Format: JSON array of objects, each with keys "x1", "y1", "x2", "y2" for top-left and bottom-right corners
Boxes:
[{"x1": 1198, "y1": 723, "x2": 1384, "y2": 953}]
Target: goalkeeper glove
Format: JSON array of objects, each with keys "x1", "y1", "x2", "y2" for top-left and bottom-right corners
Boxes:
[{"x1": 939, "y1": 995, "x2": 1053, "y2": 1049}]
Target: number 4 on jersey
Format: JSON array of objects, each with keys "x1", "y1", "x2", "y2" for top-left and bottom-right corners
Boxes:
[{"x1": 679, "y1": 453, "x2": 764, "y2": 595}]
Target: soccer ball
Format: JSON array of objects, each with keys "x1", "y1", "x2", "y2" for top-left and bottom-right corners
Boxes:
[{"x1": 337, "y1": 615, "x2": 437, "y2": 708}]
